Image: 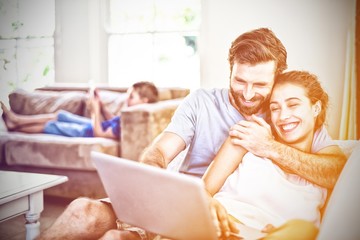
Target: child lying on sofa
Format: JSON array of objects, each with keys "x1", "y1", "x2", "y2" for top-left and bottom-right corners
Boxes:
[{"x1": 1, "y1": 81, "x2": 158, "y2": 140}]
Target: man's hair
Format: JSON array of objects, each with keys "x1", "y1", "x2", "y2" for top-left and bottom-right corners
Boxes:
[
  {"x1": 228, "y1": 28, "x2": 287, "y2": 78},
  {"x1": 132, "y1": 81, "x2": 159, "y2": 103},
  {"x1": 275, "y1": 71, "x2": 329, "y2": 131}
]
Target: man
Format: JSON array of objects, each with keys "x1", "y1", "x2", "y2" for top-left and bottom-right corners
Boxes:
[{"x1": 38, "y1": 28, "x2": 346, "y2": 240}]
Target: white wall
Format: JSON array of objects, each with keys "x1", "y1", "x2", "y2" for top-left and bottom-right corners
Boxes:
[
  {"x1": 55, "y1": 0, "x2": 107, "y2": 84},
  {"x1": 199, "y1": 0, "x2": 356, "y2": 139}
]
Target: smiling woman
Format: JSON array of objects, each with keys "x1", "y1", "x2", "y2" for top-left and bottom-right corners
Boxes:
[{"x1": 270, "y1": 71, "x2": 329, "y2": 152}]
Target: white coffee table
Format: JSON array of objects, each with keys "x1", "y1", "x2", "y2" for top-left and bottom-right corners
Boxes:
[{"x1": 0, "y1": 170, "x2": 68, "y2": 240}]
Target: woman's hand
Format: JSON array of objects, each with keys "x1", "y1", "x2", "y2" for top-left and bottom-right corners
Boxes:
[
  {"x1": 207, "y1": 194, "x2": 239, "y2": 239},
  {"x1": 229, "y1": 114, "x2": 274, "y2": 158}
]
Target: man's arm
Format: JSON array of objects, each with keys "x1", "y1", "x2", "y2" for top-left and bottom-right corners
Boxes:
[
  {"x1": 139, "y1": 132, "x2": 186, "y2": 168},
  {"x1": 264, "y1": 143, "x2": 346, "y2": 189},
  {"x1": 229, "y1": 115, "x2": 347, "y2": 189}
]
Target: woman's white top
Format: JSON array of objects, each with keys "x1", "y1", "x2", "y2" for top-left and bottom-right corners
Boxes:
[{"x1": 214, "y1": 152, "x2": 328, "y2": 230}]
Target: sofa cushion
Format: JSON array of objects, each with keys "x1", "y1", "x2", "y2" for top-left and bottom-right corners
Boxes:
[{"x1": 9, "y1": 88, "x2": 87, "y2": 116}]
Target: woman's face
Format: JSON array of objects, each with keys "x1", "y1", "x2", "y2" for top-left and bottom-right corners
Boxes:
[{"x1": 269, "y1": 83, "x2": 318, "y2": 151}]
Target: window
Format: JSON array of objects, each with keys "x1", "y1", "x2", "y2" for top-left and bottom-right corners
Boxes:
[{"x1": 105, "y1": 0, "x2": 201, "y2": 89}]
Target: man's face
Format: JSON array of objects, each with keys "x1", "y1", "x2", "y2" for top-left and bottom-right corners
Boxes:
[{"x1": 229, "y1": 61, "x2": 275, "y2": 117}]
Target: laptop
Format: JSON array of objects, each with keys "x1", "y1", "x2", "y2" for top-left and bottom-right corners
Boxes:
[{"x1": 91, "y1": 151, "x2": 265, "y2": 240}]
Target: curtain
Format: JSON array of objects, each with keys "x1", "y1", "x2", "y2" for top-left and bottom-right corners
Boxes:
[
  {"x1": 356, "y1": 0, "x2": 360, "y2": 139},
  {"x1": 339, "y1": 2, "x2": 358, "y2": 140}
]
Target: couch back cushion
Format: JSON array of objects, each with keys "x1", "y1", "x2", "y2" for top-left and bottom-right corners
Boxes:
[
  {"x1": 8, "y1": 87, "x2": 189, "y2": 117},
  {"x1": 9, "y1": 89, "x2": 87, "y2": 116}
]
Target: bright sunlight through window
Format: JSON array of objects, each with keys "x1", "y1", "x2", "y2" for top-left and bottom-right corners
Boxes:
[{"x1": 105, "y1": 0, "x2": 201, "y2": 89}]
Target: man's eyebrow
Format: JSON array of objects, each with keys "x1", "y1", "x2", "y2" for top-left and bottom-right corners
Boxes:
[
  {"x1": 270, "y1": 97, "x2": 301, "y2": 105},
  {"x1": 234, "y1": 77, "x2": 270, "y2": 85}
]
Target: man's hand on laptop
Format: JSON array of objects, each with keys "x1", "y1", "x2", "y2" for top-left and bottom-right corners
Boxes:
[{"x1": 208, "y1": 196, "x2": 240, "y2": 239}]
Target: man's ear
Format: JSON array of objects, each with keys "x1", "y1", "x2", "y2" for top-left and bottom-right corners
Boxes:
[{"x1": 313, "y1": 101, "x2": 321, "y2": 117}]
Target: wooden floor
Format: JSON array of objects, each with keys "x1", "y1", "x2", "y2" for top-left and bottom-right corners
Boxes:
[{"x1": 0, "y1": 196, "x2": 72, "y2": 240}]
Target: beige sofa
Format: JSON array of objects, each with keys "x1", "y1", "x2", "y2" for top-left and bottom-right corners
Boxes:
[
  {"x1": 0, "y1": 86, "x2": 189, "y2": 199},
  {"x1": 318, "y1": 139, "x2": 360, "y2": 239}
]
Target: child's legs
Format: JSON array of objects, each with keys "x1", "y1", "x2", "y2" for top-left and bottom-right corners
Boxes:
[
  {"x1": 15, "y1": 123, "x2": 47, "y2": 133},
  {"x1": 57, "y1": 110, "x2": 92, "y2": 125},
  {"x1": 11, "y1": 110, "x2": 89, "y2": 127},
  {"x1": 3, "y1": 109, "x2": 57, "y2": 127},
  {"x1": 44, "y1": 121, "x2": 92, "y2": 137}
]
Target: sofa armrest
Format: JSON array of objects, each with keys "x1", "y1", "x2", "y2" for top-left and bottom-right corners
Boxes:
[
  {"x1": 317, "y1": 142, "x2": 360, "y2": 239},
  {"x1": 333, "y1": 140, "x2": 360, "y2": 158},
  {"x1": 120, "y1": 98, "x2": 183, "y2": 161}
]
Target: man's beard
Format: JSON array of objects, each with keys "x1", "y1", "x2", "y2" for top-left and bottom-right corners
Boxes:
[{"x1": 230, "y1": 88, "x2": 269, "y2": 116}]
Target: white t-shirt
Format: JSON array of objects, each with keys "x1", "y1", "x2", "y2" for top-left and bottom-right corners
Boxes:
[{"x1": 214, "y1": 153, "x2": 327, "y2": 230}]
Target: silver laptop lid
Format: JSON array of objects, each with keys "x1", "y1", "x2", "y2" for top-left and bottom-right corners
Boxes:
[{"x1": 91, "y1": 151, "x2": 217, "y2": 240}]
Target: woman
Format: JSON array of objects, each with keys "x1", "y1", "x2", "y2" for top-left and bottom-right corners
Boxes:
[
  {"x1": 203, "y1": 70, "x2": 345, "y2": 239},
  {"x1": 1, "y1": 81, "x2": 158, "y2": 140}
]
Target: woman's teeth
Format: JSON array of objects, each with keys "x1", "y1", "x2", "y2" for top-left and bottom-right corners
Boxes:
[{"x1": 281, "y1": 123, "x2": 297, "y2": 131}]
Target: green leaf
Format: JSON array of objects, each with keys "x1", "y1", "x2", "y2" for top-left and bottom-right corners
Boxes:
[{"x1": 43, "y1": 65, "x2": 50, "y2": 76}]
